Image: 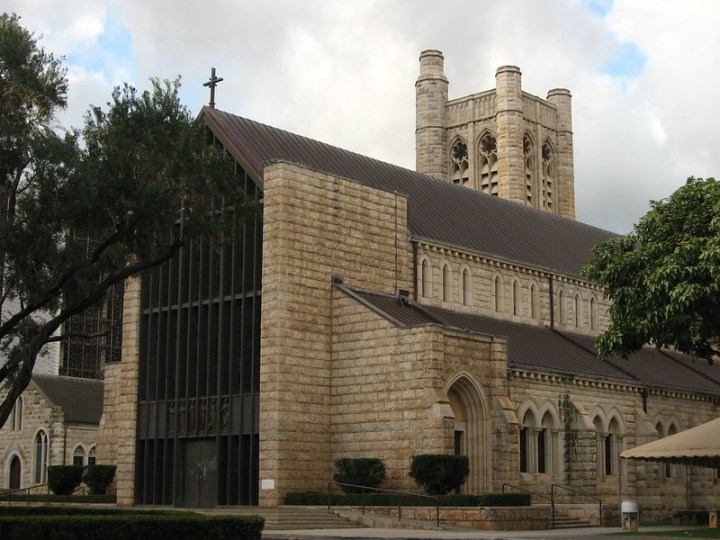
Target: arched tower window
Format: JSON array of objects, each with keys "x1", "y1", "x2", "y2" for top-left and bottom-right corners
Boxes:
[
  {"x1": 421, "y1": 260, "x2": 430, "y2": 298},
  {"x1": 523, "y1": 134, "x2": 534, "y2": 204},
  {"x1": 462, "y1": 269, "x2": 471, "y2": 306},
  {"x1": 34, "y1": 430, "x2": 48, "y2": 483},
  {"x1": 558, "y1": 290, "x2": 566, "y2": 325},
  {"x1": 530, "y1": 284, "x2": 539, "y2": 320},
  {"x1": 450, "y1": 139, "x2": 469, "y2": 185},
  {"x1": 542, "y1": 141, "x2": 554, "y2": 210},
  {"x1": 512, "y1": 280, "x2": 520, "y2": 316},
  {"x1": 494, "y1": 276, "x2": 502, "y2": 312},
  {"x1": 590, "y1": 297, "x2": 597, "y2": 330},
  {"x1": 479, "y1": 132, "x2": 498, "y2": 196},
  {"x1": 574, "y1": 295, "x2": 581, "y2": 327},
  {"x1": 442, "y1": 264, "x2": 451, "y2": 303},
  {"x1": 11, "y1": 396, "x2": 22, "y2": 431}
]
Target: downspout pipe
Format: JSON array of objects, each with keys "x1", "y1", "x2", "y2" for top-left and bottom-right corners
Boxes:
[{"x1": 549, "y1": 275, "x2": 554, "y2": 329}]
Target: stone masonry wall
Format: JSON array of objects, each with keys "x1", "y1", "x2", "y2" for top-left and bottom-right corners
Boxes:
[
  {"x1": 508, "y1": 368, "x2": 720, "y2": 520},
  {"x1": 415, "y1": 241, "x2": 609, "y2": 335},
  {"x1": 330, "y1": 295, "x2": 448, "y2": 491},
  {"x1": 0, "y1": 384, "x2": 97, "y2": 490},
  {"x1": 98, "y1": 276, "x2": 141, "y2": 506},
  {"x1": 330, "y1": 289, "x2": 512, "y2": 494},
  {"x1": 260, "y1": 161, "x2": 413, "y2": 506}
]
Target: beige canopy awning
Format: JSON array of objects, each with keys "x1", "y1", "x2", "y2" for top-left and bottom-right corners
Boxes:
[{"x1": 620, "y1": 417, "x2": 720, "y2": 468}]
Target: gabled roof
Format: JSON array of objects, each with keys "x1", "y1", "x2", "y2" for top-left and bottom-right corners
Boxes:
[
  {"x1": 201, "y1": 108, "x2": 617, "y2": 278},
  {"x1": 31, "y1": 374, "x2": 104, "y2": 424},
  {"x1": 341, "y1": 286, "x2": 720, "y2": 397}
]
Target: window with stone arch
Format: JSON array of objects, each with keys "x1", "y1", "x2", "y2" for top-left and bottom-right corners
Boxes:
[
  {"x1": 541, "y1": 140, "x2": 555, "y2": 210},
  {"x1": 530, "y1": 283, "x2": 539, "y2": 320},
  {"x1": 523, "y1": 134, "x2": 534, "y2": 204},
  {"x1": 73, "y1": 445, "x2": 86, "y2": 466},
  {"x1": 478, "y1": 132, "x2": 498, "y2": 196},
  {"x1": 420, "y1": 259, "x2": 431, "y2": 298},
  {"x1": 9, "y1": 454, "x2": 22, "y2": 490},
  {"x1": 574, "y1": 294, "x2": 581, "y2": 327},
  {"x1": 595, "y1": 415, "x2": 621, "y2": 476},
  {"x1": 450, "y1": 138, "x2": 470, "y2": 185},
  {"x1": 558, "y1": 290, "x2": 566, "y2": 325},
  {"x1": 88, "y1": 446, "x2": 96, "y2": 466},
  {"x1": 539, "y1": 410, "x2": 558, "y2": 474},
  {"x1": 657, "y1": 422, "x2": 679, "y2": 479},
  {"x1": 34, "y1": 429, "x2": 49, "y2": 483},
  {"x1": 442, "y1": 263, "x2": 451, "y2": 303},
  {"x1": 519, "y1": 409, "x2": 536, "y2": 473},
  {"x1": 589, "y1": 297, "x2": 597, "y2": 330},
  {"x1": 461, "y1": 268, "x2": 471, "y2": 306},
  {"x1": 512, "y1": 279, "x2": 521, "y2": 316},
  {"x1": 494, "y1": 276, "x2": 503, "y2": 312},
  {"x1": 10, "y1": 396, "x2": 22, "y2": 431},
  {"x1": 519, "y1": 407, "x2": 557, "y2": 474}
]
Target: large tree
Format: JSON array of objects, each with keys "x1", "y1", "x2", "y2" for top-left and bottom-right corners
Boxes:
[
  {"x1": 0, "y1": 13, "x2": 245, "y2": 429},
  {"x1": 583, "y1": 177, "x2": 720, "y2": 362}
]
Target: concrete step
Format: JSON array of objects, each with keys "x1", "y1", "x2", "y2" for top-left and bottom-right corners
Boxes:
[
  {"x1": 551, "y1": 513, "x2": 593, "y2": 529},
  {"x1": 209, "y1": 506, "x2": 366, "y2": 531}
]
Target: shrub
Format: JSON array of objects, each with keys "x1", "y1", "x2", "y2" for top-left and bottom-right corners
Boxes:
[
  {"x1": 286, "y1": 490, "x2": 530, "y2": 507},
  {"x1": 333, "y1": 457, "x2": 386, "y2": 494},
  {"x1": 409, "y1": 454, "x2": 469, "y2": 495},
  {"x1": 0, "y1": 513, "x2": 264, "y2": 540},
  {"x1": 83, "y1": 464, "x2": 117, "y2": 495},
  {"x1": 476, "y1": 491, "x2": 531, "y2": 506},
  {"x1": 47, "y1": 465, "x2": 84, "y2": 495}
]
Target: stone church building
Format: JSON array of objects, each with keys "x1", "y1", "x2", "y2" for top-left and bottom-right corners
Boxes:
[{"x1": 96, "y1": 50, "x2": 720, "y2": 517}]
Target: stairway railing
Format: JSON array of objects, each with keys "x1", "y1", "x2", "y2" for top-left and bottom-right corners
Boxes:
[
  {"x1": 551, "y1": 483, "x2": 603, "y2": 528},
  {"x1": 327, "y1": 481, "x2": 440, "y2": 527}
]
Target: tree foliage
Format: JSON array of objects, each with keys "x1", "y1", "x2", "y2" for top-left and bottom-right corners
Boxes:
[
  {"x1": 583, "y1": 177, "x2": 720, "y2": 362},
  {"x1": 0, "y1": 13, "x2": 247, "y2": 428}
]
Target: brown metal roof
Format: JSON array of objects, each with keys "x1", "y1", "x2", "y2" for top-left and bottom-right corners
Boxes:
[
  {"x1": 344, "y1": 287, "x2": 720, "y2": 397},
  {"x1": 202, "y1": 108, "x2": 617, "y2": 277},
  {"x1": 32, "y1": 374, "x2": 104, "y2": 424}
]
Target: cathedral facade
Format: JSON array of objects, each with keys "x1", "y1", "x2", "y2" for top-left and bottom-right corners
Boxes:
[{"x1": 96, "y1": 51, "x2": 720, "y2": 519}]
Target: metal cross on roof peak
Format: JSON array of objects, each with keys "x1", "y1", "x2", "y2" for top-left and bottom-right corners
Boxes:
[{"x1": 203, "y1": 67, "x2": 224, "y2": 109}]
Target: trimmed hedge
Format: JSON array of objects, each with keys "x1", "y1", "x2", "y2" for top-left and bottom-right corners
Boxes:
[
  {"x1": 286, "y1": 490, "x2": 531, "y2": 507},
  {"x1": 83, "y1": 464, "x2": 117, "y2": 495},
  {"x1": 333, "y1": 458, "x2": 387, "y2": 494},
  {"x1": 0, "y1": 494, "x2": 115, "y2": 504},
  {"x1": 48, "y1": 465, "x2": 84, "y2": 495},
  {"x1": 409, "y1": 454, "x2": 469, "y2": 495},
  {"x1": 0, "y1": 507, "x2": 176, "y2": 516},
  {"x1": 0, "y1": 513, "x2": 264, "y2": 540}
]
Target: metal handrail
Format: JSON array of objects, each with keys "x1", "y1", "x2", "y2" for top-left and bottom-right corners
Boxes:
[
  {"x1": 0, "y1": 483, "x2": 50, "y2": 504},
  {"x1": 551, "y1": 483, "x2": 603, "y2": 528},
  {"x1": 501, "y1": 482, "x2": 552, "y2": 503},
  {"x1": 327, "y1": 481, "x2": 440, "y2": 527}
]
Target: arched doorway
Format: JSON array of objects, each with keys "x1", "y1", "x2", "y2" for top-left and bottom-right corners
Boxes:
[
  {"x1": 446, "y1": 376, "x2": 488, "y2": 493},
  {"x1": 9, "y1": 455, "x2": 21, "y2": 490}
]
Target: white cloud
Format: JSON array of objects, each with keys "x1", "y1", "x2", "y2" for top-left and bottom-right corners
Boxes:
[{"x1": 6, "y1": 0, "x2": 720, "y2": 234}]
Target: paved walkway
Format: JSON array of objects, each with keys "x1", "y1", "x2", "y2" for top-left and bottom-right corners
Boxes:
[{"x1": 263, "y1": 525, "x2": 703, "y2": 540}]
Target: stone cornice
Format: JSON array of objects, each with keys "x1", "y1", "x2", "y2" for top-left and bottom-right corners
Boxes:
[
  {"x1": 413, "y1": 237, "x2": 601, "y2": 290},
  {"x1": 509, "y1": 366, "x2": 720, "y2": 404}
]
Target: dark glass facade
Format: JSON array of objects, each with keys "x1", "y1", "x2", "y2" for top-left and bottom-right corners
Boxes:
[{"x1": 135, "y1": 162, "x2": 262, "y2": 507}]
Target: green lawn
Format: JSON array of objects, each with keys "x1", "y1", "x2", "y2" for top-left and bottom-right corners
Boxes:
[{"x1": 618, "y1": 529, "x2": 720, "y2": 538}]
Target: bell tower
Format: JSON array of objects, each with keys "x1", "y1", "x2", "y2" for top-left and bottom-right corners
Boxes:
[{"x1": 414, "y1": 50, "x2": 575, "y2": 219}]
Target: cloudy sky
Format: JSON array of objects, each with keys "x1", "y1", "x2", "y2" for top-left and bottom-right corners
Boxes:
[{"x1": 7, "y1": 0, "x2": 719, "y2": 233}]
